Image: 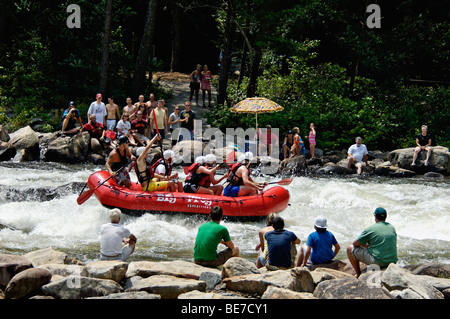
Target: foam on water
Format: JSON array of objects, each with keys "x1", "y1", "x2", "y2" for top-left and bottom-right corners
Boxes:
[{"x1": 0, "y1": 162, "x2": 449, "y2": 264}]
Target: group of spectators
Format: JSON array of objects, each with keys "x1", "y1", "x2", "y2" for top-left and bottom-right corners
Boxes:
[
  {"x1": 60, "y1": 93, "x2": 197, "y2": 157},
  {"x1": 101, "y1": 205, "x2": 398, "y2": 279}
]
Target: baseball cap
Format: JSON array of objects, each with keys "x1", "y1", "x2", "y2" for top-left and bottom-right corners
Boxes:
[
  {"x1": 314, "y1": 216, "x2": 328, "y2": 229},
  {"x1": 374, "y1": 207, "x2": 387, "y2": 218},
  {"x1": 69, "y1": 101, "x2": 75, "y2": 106},
  {"x1": 96, "y1": 93, "x2": 102, "y2": 99}
]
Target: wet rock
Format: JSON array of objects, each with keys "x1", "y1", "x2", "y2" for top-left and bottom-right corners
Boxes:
[
  {"x1": 0, "y1": 253, "x2": 33, "y2": 287},
  {"x1": 4, "y1": 268, "x2": 52, "y2": 299}
]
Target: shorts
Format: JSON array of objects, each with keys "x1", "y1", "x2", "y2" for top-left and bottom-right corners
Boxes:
[
  {"x1": 100, "y1": 245, "x2": 133, "y2": 262},
  {"x1": 352, "y1": 247, "x2": 376, "y2": 265},
  {"x1": 194, "y1": 248, "x2": 234, "y2": 268},
  {"x1": 113, "y1": 169, "x2": 130, "y2": 186},
  {"x1": 106, "y1": 119, "x2": 116, "y2": 131},
  {"x1": 137, "y1": 133, "x2": 149, "y2": 143},
  {"x1": 183, "y1": 183, "x2": 200, "y2": 193},
  {"x1": 143, "y1": 179, "x2": 169, "y2": 192},
  {"x1": 223, "y1": 185, "x2": 240, "y2": 197}
]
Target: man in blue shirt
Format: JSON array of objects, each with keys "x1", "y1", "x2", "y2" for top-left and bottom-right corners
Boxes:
[
  {"x1": 296, "y1": 216, "x2": 340, "y2": 267},
  {"x1": 265, "y1": 216, "x2": 300, "y2": 269}
]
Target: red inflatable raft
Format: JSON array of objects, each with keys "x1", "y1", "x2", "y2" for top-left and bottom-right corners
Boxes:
[{"x1": 86, "y1": 170, "x2": 290, "y2": 220}]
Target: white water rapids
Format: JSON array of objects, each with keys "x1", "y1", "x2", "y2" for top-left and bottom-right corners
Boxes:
[{"x1": 0, "y1": 162, "x2": 449, "y2": 266}]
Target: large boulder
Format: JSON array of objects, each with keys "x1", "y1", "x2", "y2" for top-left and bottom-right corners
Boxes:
[
  {"x1": 8, "y1": 126, "x2": 40, "y2": 161},
  {"x1": 223, "y1": 267, "x2": 314, "y2": 296},
  {"x1": 41, "y1": 276, "x2": 122, "y2": 299},
  {"x1": 0, "y1": 253, "x2": 33, "y2": 287},
  {"x1": 388, "y1": 146, "x2": 450, "y2": 175},
  {"x1": 222, "y1": 257, "x2": 260, "y2": 278},
  {"x1": 127, "y1": 274, "x2": 206, "y2": 299},
  {"x1": 172, "y1": 140, "x2": 210, "y2": 164},
  {"x1": 314, "y1": 277, "x2": 393, "y2": 299},
  {"x1": 0, "y1": 141, "x2": 16, "y2": 161},
  {"x1": 83, "y1": 260, "x2": 128, "y2": 283},
  {"x1": 125, "y1": 260, "x2": 221, "y2": 280},
  {"x1": 4, "y1": 267, "x2": 52, "y2": 299},
  {"x1": 381, "y1": 263, "x2": 444, "y2": 299},
  {"x1": 0, "y1": 125, "x2": 10, "y2": 142},
  {"x1": 41, "y1": 132, "x2": 90, "y2": 163},
  {"x1": 278, "y1": 155, "x2": 307, "y2": 176},
  {"x1": 23, "y1": 247, "x2": 68, "y2": 267}
]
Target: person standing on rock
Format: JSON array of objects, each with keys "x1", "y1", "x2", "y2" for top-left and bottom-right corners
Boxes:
[
  {"x1": 179, "y1": 101, "x2": 196, "y2": 141},
  {"x1": 347, "y1": 207, "x2": 398, "y2": 278},
  {"x1": 201, "y1": 64, "x2": 212, "y2": 108},
  {"x1": 100, "y1": 208, "x2": 137, "y2": 261},
  {"x1": 194, "y1": 206, "x2": 239, "y2": 268},
  {"x1": 412, "y1": 125, "x2": 432, "y2": 166},
  {"x1": 189, "y1": 64, "x2": 202, "y2": 107},
  {"x1": 87, "y1": 93, "x2": 107, "y2": 126}
]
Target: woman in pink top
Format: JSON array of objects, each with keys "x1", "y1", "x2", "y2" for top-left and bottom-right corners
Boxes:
[
  {"x1": 307, "y1": 123, "x2": 316, "y2": 158},
  {"x1": 201, "y1": 65, "x2": 212, "y2": 108}
]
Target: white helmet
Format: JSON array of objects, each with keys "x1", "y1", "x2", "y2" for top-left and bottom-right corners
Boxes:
[
  {"x1": 205, "y1": 154, "x2": 217, "y2": 164},
  {"x1": 244, "y1": 151, "x2": 254, "y2": 161},
  {"x1": 136, "y1": 147, "x2": 146, "y2": 157},
  {"x1": 163, "y1": 150, "x2": 175, "y2": 160},
  {"x1": 195, "y1": 156, "x2": 206, "y2": 165},
  {"x1": 238, "y1": 154, "x2": 246, "y2": 163}
]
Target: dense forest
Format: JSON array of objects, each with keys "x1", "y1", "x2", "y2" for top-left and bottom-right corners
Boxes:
[{"x1": 0, "y1": 0, "x2": 449, "y2": 151}]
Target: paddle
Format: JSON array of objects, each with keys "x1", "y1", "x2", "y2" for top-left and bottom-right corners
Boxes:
[
  {"x1": 77, "y1": 160, "x2": 132, "y2": 205},
  {"x1": 152, "y1": 109, "x2": 164, "y2": 154},
  {"x1": 266, "y1": 177, "x2": 293, "y2": 186}
]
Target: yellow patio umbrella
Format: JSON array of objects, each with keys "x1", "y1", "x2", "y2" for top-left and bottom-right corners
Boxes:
[{"x1": 229, "y1": 97, "x2": 284, "y2": 130}]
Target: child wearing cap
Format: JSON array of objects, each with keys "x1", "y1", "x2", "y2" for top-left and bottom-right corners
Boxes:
[{"x1": 296, "y1": 216, "x2": 340, "y2": 267}]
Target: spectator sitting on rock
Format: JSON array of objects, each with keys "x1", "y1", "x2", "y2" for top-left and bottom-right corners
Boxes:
[
  {"x1": 412, "y1": 125, "x2": 432, "y2": 166},
  {"x1": 84, "y1": 114, "x2": 113, "y2": 156},
  {"x1": 61, "y1": 101, "x2": 82, "y2": 136}
]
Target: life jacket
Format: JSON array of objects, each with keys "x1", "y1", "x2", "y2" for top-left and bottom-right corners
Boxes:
[
  {"x1": 185, "y1": 162, "x2": 209, "y2": 187},
  {"x1": 152, "y1": 158, "x2": 172, "y2": 177},
  {"x1": 226, "y1": 162, "x2": 244, "y2": 186},
  {"x1": 135, "y1": 161, "x2": 154, "y2": 184},
  {"x1": 110, "y1": 147, "x2": 129, "y2": 171}
]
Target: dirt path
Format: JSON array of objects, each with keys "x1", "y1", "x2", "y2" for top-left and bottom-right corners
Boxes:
[{"x1": 154, "y1": 72, "x2": 216, "y2": 141}]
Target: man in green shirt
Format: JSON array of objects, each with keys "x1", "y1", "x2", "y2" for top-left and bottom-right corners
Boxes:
[
  {"x1": 347, "y1": 207, "x2": 398, "y2": 277},
  {"x1": 194, "y1": 206, "x2": 239, "y2": 268}
]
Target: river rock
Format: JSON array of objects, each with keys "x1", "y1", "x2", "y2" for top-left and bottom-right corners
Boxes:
[
  {"x1": 0, "y1": 125, "x2": 10, "y2": 142},
  {"x1": 178, "y1": 290, "x2": 240, "y2": 299},
  {"x1": 381, "y1": 263, "x2": 444, "y2": 299},
  {"x1": 125, "y1": 260, "x2": 221, "y2": 280},
  {"x1": 0, "y1": 141, "x2": 16, "y2": 161},
  {"x1": 41, "y1": 276, "x2": 122, "y2": 299},
  {"x1": 172, "y1": 140, "x2": 210, "y2": 164},
  {"x1": 37, "y1": 263, "x2": 86, "y2": 278},
  {"x1": 42, "y1": 132, "x2": 90, "y2": 163},
  {"x1": 83, "y1": 260, "x2": 128, "y2": 283},
  {"x1": 388, "y1": 146, "x2": 450, "y2": 175},
  {"x1": 278, "y1": 155, "x2": 307, "y2": 176},
  {"x1": 223, "y1": 267, "x2": 314, "y2": 295},
  {"x1": 0, "y1": 253, "x2": 33, "y2": 287},
  {"x1": 373, "y1": 162, "x2": 416, "y2": 177},
  {"x1": 314, "y1": 277, "x2": 393, "y2": 299},
  {"x1": 127, "y1": 274, "x2": 206, "y2": 299},
  {"x1": 199, "y1": 271, "x2": 223, "y2": 290},
  {"x1": 222, "y1": 257, "x2": 260, "y2": 278},
  {"x1": 315, "y1": 162, "x2": 352, "y2": 175},
  {"x1": 4, "y1": 267, "x2": 52, "y2": 299},
  {"x1": 8, "y1": 126, "x2": 39, "y2": 151},
  {"x1": 23, "y1": 247, "x2": 68, "y2": 266},
  {"x1": 404, "y1": 263, "x2": 450, "y2": 278},
  {"x1": 261, "y1": 286, "x2": 317, "y2": 299}
]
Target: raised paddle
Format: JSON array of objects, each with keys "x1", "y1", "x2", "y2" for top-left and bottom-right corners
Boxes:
[
  {"x1": 152, "y1": 109, "x2": 164, "y2": 153},
  {"x1": 77, "y1": 160, "x2": 132, "y2": 205}
]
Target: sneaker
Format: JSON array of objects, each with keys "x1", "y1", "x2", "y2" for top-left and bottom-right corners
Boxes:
[
  {"x1": 424, "y1": 161, "x2": 429, "y2": 166},
  {"x1": 411, "y1": 162, "x2": 416, "y2": 166}
]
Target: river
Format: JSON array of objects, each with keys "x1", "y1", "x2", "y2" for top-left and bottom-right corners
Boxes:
[{"x1": 0, "y1": 161, "x2": 449, "y2": 266}]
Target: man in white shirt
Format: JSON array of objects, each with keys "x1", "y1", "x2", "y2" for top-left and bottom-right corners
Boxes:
[
  {"x1": 87, "y1": 93, "x2": 107, "y2": 126},
  {"x1": 100, "y1": 209, "x2": 137, "y2": 261},
  {"x1": 347, "y1": 136, "x2": 369, "y2": 175}
]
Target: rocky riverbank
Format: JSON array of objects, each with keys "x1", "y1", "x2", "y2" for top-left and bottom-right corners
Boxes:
[
  {"x1": 1, "y1": 124, "x2": 449, "y2": 178},
  {"x1": 1, "y1": 247, "x2": 449, "y2": 299}
]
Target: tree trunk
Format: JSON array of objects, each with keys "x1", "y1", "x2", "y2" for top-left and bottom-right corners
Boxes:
[
  {"x1": 168, "y1": 0, "x2": 181, "y2": 72},
  {"x1": 217, "y1": 0, "x2": 235, "y2": 106},
  {"x1": 99, "y1": 0, "x2": 112, "y2": 95},
  {"x1": 132, "y1": 0, "x2": 158, "y2": 99},
  {"x1": 246, "y1": 46, "x2": 262, "y2": 98}
]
